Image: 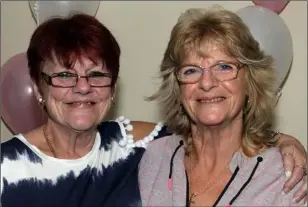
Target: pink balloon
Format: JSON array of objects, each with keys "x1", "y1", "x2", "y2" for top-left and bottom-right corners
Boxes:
[
  {"x1": 1, "y1": 52, "x2": 47, "y2": 134},
  {"x1": 253, "y1": 1, "x2": 290, "y2": 14}
]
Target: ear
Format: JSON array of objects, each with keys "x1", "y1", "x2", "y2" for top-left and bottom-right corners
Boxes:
[
  {"x1": 32, "y1": 81, "x2": 42, "y2": 101},
  {"x1": 111, "y1": 83, "x2": 117, "y2": 98}
]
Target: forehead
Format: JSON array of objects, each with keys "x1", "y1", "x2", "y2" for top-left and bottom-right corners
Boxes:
[
  {"x1": 43, "y1": 57, "x2": 105, "y2": 72},
  {"x1": 184, "y1": 42, "x2": 235, "y2": 64}
]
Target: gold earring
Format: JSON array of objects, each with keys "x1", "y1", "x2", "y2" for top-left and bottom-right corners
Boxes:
[{"x1": 38, "y1": 97, "x2": 45, "y2": 106}]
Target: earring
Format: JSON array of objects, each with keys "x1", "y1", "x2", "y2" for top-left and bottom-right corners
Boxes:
[
  {"x1": 245, "y1": 95, "x2": 250, "y2": 104},
  {"x1": 38, "y1": 97, "x2": 45, "y2": 106},
  {"x1": 178, "y1": 104, "x2": 186, "y2": 116},
  {"x1": 111, "y1": 97, "x2": 115, "y2": 104}
]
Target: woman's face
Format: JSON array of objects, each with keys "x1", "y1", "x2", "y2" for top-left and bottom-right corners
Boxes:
[
  {"x1": 38, "y1": 57, "x2": 113, "y2": 132},
  {"x1": 179, "y1": 44, "x2": 246, "y2": 127}
]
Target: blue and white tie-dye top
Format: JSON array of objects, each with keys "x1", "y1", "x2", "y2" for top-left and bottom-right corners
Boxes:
[{"x1": 0, "y1": 118, "x2": 169, "y2": 207}]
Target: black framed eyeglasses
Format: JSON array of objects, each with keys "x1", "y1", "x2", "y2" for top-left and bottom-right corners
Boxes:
[
  {"x1": 41, "y1": 71, "x2": 112, "y2": 88},
  {"x1": 176, "y1": 62, "x2": 245, "y2": 84}
]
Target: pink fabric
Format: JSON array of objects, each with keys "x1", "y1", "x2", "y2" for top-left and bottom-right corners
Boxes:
[
  {"x1": 138, "y1": 134, "x2": 304, "y2": 206},
  {"x1": 168, "y1": 179, "x2": 172, "y2": 190}
]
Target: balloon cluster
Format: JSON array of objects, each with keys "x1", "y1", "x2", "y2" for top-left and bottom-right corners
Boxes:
[{"x1": 1, "y1": 1, "x2": 100, "y2": 134}]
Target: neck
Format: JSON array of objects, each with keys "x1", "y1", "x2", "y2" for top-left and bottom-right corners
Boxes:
[
  {"x1": 45, "y1": 120, "x2": 97, "y2": 159},
  {"x1": 189, "y1": 115, "x2": 243, "y2": 172}
]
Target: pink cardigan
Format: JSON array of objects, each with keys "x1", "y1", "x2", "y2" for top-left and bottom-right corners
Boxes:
[{"x1": 138, "y1": 134, "x2": 304, "y2": 206}]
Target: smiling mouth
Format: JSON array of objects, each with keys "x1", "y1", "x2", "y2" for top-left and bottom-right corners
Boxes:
[
  {"x1": 197, "y1": 97, "x2": 226, "y2": 103},
  {"x1": 67, "y1": 102, "x2": 96, "y2": 108}
]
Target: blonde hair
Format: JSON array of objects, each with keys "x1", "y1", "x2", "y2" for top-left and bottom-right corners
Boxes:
[{"x1": 148, "y1": 6, "x2": 278, "y2": 156}]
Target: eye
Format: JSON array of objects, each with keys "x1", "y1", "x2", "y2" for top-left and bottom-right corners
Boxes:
[
  {"x1": 217, "y1": 63, "x2": 235, "y2": 71},
  {"x1": 54, "y1": 72, "x2": 76, "y2": 79},
  {"x1": 181, "y1": 66, "x2": 202, "y2": 76},
  {"x1": 88, "y1": 71, "x2": 111, "y2": 78}
]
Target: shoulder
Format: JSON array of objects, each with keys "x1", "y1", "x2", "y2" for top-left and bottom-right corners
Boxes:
[
  {"x1": 1, "y1": 135, "x2": 43, "y2": 194},
  {"x1": 234, "y1": 147, "x2": 303, "y2": 206},
  {"x1": 232, "y1": 147, "x2": 286, "y2": 191},
  {"x1": 138, "y1": 135, "x2": 172, "y2": 174},
  {"x1": 1, "y1": 137, "x2": 21, "y2": 162},
  {"x1": 236, "y1": 147, "x2": 285, "y2": 178},
  {"x1": 140, "y1": 134, "x2": 182, "y2": 163},
  {"x1": 1, "y1": 135, "x2": 41, "y2": 163},
  {"x1": 258, "y1": 148, "x2": 304, "y2": 205},
  {"x1": 144, "y1": 135, "x2": 172, "y2": 152},
  {"x1": 138, "y1": 135, "x2": 174, "y2": 172},
  {"x1": 257, "y1": 147, "x2": 284, "y2": 169}
]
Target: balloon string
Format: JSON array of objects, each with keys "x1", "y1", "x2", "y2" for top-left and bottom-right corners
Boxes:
[
  {"x1": 33, "y1": 1, "x2": 40, "y2": 25},
  {"x1": 275, "y1": 87, "x2": 282, "y2": 106}
]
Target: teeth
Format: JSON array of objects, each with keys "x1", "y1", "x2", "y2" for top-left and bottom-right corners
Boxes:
[
  {"x1": 75, "y1": 102, "x2": 92, "y2": 105},
  {"x1": 199, "y1": 97, "x2": 224, "y2": 103}
]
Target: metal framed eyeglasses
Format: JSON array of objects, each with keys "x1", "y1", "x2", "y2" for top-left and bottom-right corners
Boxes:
[
  {"x1": 176, "y1": 62, "x2": 244, "y2": 84},
  {"x1": 41, "y1": 71, "x2": 112, "y2": 88}
]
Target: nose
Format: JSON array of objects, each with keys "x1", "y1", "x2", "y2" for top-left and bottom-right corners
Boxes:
[
  {"x1": 73, "y1": 77, "x2": 92, "y2": 94},
  {"x1": 199, "y1": 69, "x2": 218, "y2": 91}
]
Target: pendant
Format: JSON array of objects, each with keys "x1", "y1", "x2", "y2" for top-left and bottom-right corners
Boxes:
[{"x1": 189, "y1": 193, "x2": 197, "y2": 205}]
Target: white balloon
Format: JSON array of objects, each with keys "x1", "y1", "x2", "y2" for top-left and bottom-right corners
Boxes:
[
  {"x1": 236, "y1": 6, "x2": 293, "y2": 93},
  {"x1": 29, "y1": 1, "x2": 100, "y2": 25}
]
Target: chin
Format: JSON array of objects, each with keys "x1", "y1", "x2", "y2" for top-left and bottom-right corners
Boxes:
[
  {"x1": 198, "y1": 114, "x2": 226, "y2": 126},
  {"x1": 67, "y1": 118, "x2": 98, "y2": 132},
  {"x1": 70, "y1": 124, "x2": 96, "y2": 132}
]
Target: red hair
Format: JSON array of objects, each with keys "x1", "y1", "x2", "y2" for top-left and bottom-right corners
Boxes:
[{"x1": 27, "y1": 13, "x2": 120, "y2": 88}]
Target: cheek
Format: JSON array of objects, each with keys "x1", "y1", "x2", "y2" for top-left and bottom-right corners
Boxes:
[
  {"x1": 94, "y1": 88, "x2": 113, "y2": 101},
  {"x1": 222, "y1": 78, "x2": 246, "y2": 109},
  {"x1": 223, "y1": 70, "x2": 245, "y2": 93},
  {"x1": 180, "y1": 85, "x2": 195, "y2": 102},
  {"x1": 234, "y1": 77, "x2": 246, "y2": 102},
  {"x1": 180, "y1": 86, "x2": 189, "y2": 109},
  {"x1": 45, "y1": 87, "x2": 70, "y2": 102},
  {"x1": 180, "y1": 85, "x2": 196, "y2": 114}
]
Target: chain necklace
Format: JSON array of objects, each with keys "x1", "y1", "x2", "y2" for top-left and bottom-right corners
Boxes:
[
  {"x1": 186, "y1": 137, "x2": 241, "y2": 205},
  {"x1": 188, "y1": 174, "x2": 224, "y2": 205},
  {"x1": 187, "y1": 153, "x2": 228, "y2": 205},
  {"x1": 43, "y1": 124, "x2": 57, "y2": 158}
]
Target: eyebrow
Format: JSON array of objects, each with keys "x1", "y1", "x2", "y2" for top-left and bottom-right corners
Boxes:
[
  {"x1": 214, "y1": 59, "x2": 236, "y2": 63},
  {"x1": 63, "y1": 62, "x2": 105, "y2": 72},
  {"x1": 182, "y1": 60, "x2": 236, "y2": 67}
]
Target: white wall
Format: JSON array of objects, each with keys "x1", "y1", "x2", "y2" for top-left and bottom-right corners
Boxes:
[{"x1": 1, "y1": 1, "x2": 307, "y2": 148}]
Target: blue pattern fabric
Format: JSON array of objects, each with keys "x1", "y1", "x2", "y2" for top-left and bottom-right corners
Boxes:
[{"x1": 1, "y1": 120, "x2": 170, "y2": 207}]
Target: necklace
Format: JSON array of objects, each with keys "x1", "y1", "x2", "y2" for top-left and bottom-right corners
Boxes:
[
  {"x1": 43, "y1": 124, "x2": 57, "y2": 158},
  {"x1": 187, "y1": 154, "x2": 228, "y2": 205},
  {"x1": 188, "y1": 171, "x2": 226, "y2": 205}
]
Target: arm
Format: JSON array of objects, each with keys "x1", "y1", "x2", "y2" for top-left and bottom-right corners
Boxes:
[
  {"x1": 276, "y1": 133, "x2": 307, "y2": 203},
  {"x1": 130, "y1": 121, "x2": 170, "y2": 141},
  {"x1": 130, "y1": 121, "x2": 157, "y2": 141}
]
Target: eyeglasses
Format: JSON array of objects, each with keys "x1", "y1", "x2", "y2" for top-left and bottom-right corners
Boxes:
[
  {"x1": 41, "y1": 71, "x2": 112, "y2": 88},
  {"x1": 176, "y1": 62, "x2": 244, "y2": 84}
]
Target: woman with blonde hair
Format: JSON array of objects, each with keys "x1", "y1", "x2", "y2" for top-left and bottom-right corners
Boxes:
[{"x1": 139, "y1": 6, "x2": 307, "y2": 206}]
